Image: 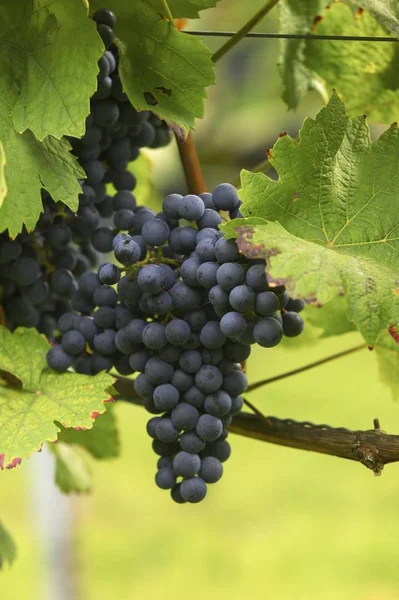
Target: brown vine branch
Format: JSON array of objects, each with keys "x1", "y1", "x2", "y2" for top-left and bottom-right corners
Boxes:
[
  {"x1": 113, "y1": 377, "x2": 399, "y2": 475},
  {"x1": 175, "y1": 132, "x2": 207, "y2": 195},
  {"x1": 229, "y1": 414, "x2": 396, "y2": 475}
]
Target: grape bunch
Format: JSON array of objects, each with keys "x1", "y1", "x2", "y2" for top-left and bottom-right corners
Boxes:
[
  {"x1": 46, "y1": 183, "x2": 305, "y2": 503},
  {"x1": 0, "y1": 7, "x2": 171, "y2": 339},
  {"x1": 0, "y1": 7, "x2": 305, "y2": 505}
]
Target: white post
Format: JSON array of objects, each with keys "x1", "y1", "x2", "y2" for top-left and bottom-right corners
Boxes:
[{"x1": 28, "y1": 445, "x2": 81, "y2": 600}]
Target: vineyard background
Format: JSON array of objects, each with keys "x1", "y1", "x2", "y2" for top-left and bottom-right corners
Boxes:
[{"x1": 1, "y1": 1, "x2": 399, "y2": 599}]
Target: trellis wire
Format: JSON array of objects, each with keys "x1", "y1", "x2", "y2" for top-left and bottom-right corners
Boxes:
[{"x1": 186, "y1": 30, "x2": 398, "y2": 43}]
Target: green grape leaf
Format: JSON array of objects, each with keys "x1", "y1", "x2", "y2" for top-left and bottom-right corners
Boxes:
[
  {"x1": 0, "y1": 327, "x2": 49, "y2": 391},
  {"x1": 0, "y1": 141, "x2": 6, "y2": 208},
  {"x1": 50, "y1": 442, "x2": 93, "y2": 494},
  {"x1": 352, "y1": 0, "x2": 399, "y2": 36},
  {"x1": 0, "y1": 326, "x2": 114, "y2": 468},
  {"x1": 304, "y1": 2, "x2": 399, "y2": 123},
  {"x1": 221, "y1": 94, "x2": 399, "y2": 398},
  {"x1": 278, "y1": 0, "x2": 331, "y2": 109},
  {"x1": 90, "y1": 0, "x2": 215, "y2": 133},
  {"x1": 375, "y1": 333, "x2": 399, "y2": 400},
  {"x1": 1, "y1": 0, "x2": 103, "y2": 141},
  {"x1": 0, "y1": 125, "x2": 84, "y2": 238},
  {"x1": 149, "y1": 0, "x2": 221, "y2": 18},
  {"x1": 306, "y1": 297, "x2": 357, "y2": 338},
  {"x1": 0, "y1": 521, "x2": 16, "y2": 569},
  {"x1": 57, "y1": 405, "x2": 120, "y2": 459}
]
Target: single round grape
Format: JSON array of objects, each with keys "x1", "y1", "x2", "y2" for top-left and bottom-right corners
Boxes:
[
  {"x1": 134, "y1": 373, "x2": 156, "y2": 399},
  {"x1": 171, "y1": 403, "x2": 199, "y2": 431},
  {"x1": 113, "y1": 208, "x2": 135, "y2": 230},
  {"x1": 196, "y1": 238, "x2": 217, "y2": 262},
  {"x1": 229, "y1": 285, "x2": 256, "y2": 312},
  {"x1": 199, "y1": 321, "x2": 226, "y2": 349},
  {"x1": 99, "y1": 263, "x2": 120, "y2": 285},
  {"x1": 93, "y1": 8, "x2": 116, "y2": 29},
  {"x1": 184, "y1": 309, "x2": 207, "y2": 332},
  {"x1": 199, "y1": 456, "x2": 223, "y2": 483},
  {"x1": 114, "y1": 239, "x2": 141, "y2": 265},
  {"x1": 214, "y1": 237, "x2": 239, "y2": 263},
  {"x1": 170, "y1": 369, "x2": 194, "y2": 392},
  {"x1": 147, "y1": 291, "x2": 172, "y2": 315},
  {"x1": 141, "y1": 218, "x2": 169, "y2": 247},
  {"x1": 180, "y1": 431, "x2": 206, "y2": 454},
  {"x1": 255, "y1": 291, "x2": 280, "y2": 317},
  {"x1": 216, "y1": 262, "x2": 245, "y2": 291},
  {"x1": 11, "y1": 257, "x2": 41, "y2": 287},
  {"x1": 142, "y1": 322, "x2": 167, "y2": 350},
  {"x1": 180, "y1": 477, "x2": 207, "y2": 503},
  {"x1": 61, "y1": 330, "x2": 86, "y2": 356},
  {"x1": 146, "y1": 416, "x2": 162, "y2": 439},
  {"x1": 113, "y1": 190, "x2": 136, "y2": 211},
  {"x1": 196, "y1": 414, "x2": 223, "y2": 442},
  {"x1": 137, "y1": 264, "x2": 166, "y2": 294},
  {"x1": 220, "y1": 311, "x2": 247, "y2": 338},
  {"x1": 92, "y1": 306, "x2": 116, "y2": 329},
  {"x1": 93, "y1": 329, "x2": 117, "y2": 355},
  {"x1": 153, "y1": 383, "x2": 179, "y2": 411},
  {"x1": 178, "y1": 195, "x2": 205, "y2": 221},
  {"x1": 91, "y1": 352, "x2": 113, "y2": 374},
  {"x1": 170, "y1": 282, "x2": 202, "y2": 311},
  {"x1": 179, "y1": 350, "x2": 203, "y2": 374},
  {"x1": 212, "y1": 183, "x2": 239, "y2": 211},
  {"x1": 223, "y1": 340, "x2": 251, "y2": 363},
  {"x1": 145, "y1": 356, "x2": 173, "y2": 384},
  {"x1": 97, "y1": 23, "x2": 115, "y2": 48},
  {"x1": 204, "y1": 390, "x2": 232, "y2": 417},
  {"x1": 156, "y1": 418, "x2": 179, "y2": 443},
  {"x1": 155, "y1": 467, "x2": 177, "y2": 490},
  {"x1": 93, "y1": 285, "x2": 118, "y2": 307},
  {"x1": 201, "y1": 347, "x2": 223, "y2": 366},
  {"x1": 157, "y1": 456, "x2": 173, "y2": 469},
  {"x1": 180, "y1": 257, "x2": 200, "y2": 287},
  {"x1": 79, "y1": 271, "x2": 100, "y2": 297},
  {"x1": 152, "y1": 439, "x2": 179, "y2": 457},
  {"x1": 165, "y1": 319, "x2": 191, "y2": 346},
  {"x1": 253, "y1": 317, "x2": 283, "y2": 348},
  {"x1": 47, "y1": 345, "x2": 73, "y2": 372},
  {"x1": 195, "y1": 365, "x2": 223, "y2": 393},
  {"x1": 286, "y1": 297, "x2": 306, "y2": 313},
  {"x1": 199, "y1": 192, "x2": 215, "y2": 209},
  {"x1": 183, "y1": 386, "x2": 206, "y2": 409},
  {"x1": 129, "y1": 349, "x2": 152, "y2": 372},
  {"x1": 196, "y1": 261, "x2": 219, "y2": 289},
  {"x1": 282, "y1": 311, "x2": 305, "y2": 337},
  {"x1": 91, "y1": 226, "x2": 114, "y2": 253},
  {"x1": 170, "y1": 484, "x2": 187, "y2": 504},
  {"x1": 163, "y1": 193, "x2": 182, "y2": 219},
  {"x1": 222, "y1": 369, "x2": 248, "y2": 396},
  {"x1": 173, "y1": 451, "x2": 201, "y2": 478},
  {"x1": 229, "y1": 395, "x2": 244, "y2": 416},
  {"x1": 158, "y1": 343, "x2": 183, "y2": 364},
  {"x1": 197, "y1": 209, "x2": 222, "y2": 230},
  {"x1": 201, "y1": 440, "x2": 231, "y2": 463},
  {"x1": 57, "y1": 311, "x2": 81, "y2": 333},
  {"x1": 245, "y1": 264, "x2": 268, "y2": 293}
]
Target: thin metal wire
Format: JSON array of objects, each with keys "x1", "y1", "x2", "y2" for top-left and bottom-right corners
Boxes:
[{"x1": 186, "y1": 30, "x2": 398, "y2": 43}]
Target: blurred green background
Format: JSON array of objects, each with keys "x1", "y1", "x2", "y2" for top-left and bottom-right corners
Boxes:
[{"x1": 2, "y1": 2, "x2": 399, "y2": 599}]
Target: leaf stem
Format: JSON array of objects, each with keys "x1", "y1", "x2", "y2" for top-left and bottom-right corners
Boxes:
[
  {"x1": 175, "y1": 132, "x2": 207, "y2": 194},
  {"x1": 246, "y1": 344, "x2": 366, "y2": 392},
  {"x1": 161, "y1": 0, "x2": 175, "y2": 25},
  {"x1": 212, "y1": 0, "x2": 281, "y2": 63}
]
